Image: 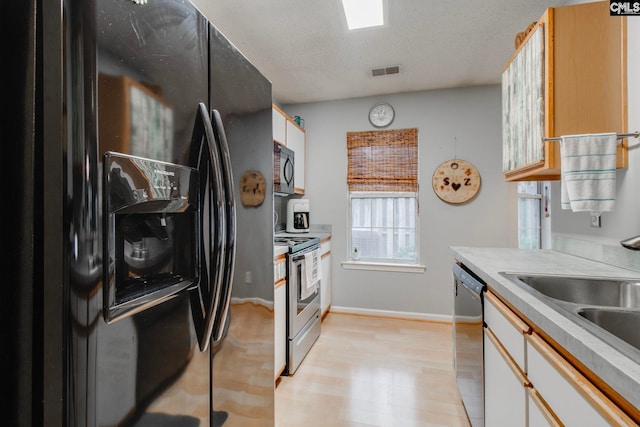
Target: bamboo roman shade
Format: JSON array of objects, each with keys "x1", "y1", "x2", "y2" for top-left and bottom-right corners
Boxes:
[{"x1": 347, "y1": 128, "x2": 418, "y2": 192}]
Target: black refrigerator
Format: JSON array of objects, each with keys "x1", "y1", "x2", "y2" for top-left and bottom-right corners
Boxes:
[{"x1": 6, "y1": 0, "x2": 275, "y2": 426}]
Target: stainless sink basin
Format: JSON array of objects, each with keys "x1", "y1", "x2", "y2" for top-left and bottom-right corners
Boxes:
[
  {"x1": 501, "y1": 272, "x2": 640, "y2": 359},
  {"x1": 577, "y1": 308, "x2": 640, "y2": 350},
  {"x1": 507, "y1": 274, "x2": 640, "y2": 308}
]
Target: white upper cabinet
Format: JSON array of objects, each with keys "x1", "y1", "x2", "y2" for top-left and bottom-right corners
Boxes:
[
  {"x1": 286, "y1": 120, "x2": 305, "y2": 194},
  {"x1": 273, "y1": 106, "x2": 287, "y2": 145}
]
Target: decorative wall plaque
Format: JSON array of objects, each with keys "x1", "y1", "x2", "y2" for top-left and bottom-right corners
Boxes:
[
  {"x1": 432, "y1": 159, "x2": 481, "y2": 204},
  {"x1": 240, "y1": 170, "x2": 266, "y2": 207}
]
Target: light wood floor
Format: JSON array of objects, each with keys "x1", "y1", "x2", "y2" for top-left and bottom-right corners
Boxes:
[{"x1": 275, "y1": 312, "x2": 471, "y2": 427}]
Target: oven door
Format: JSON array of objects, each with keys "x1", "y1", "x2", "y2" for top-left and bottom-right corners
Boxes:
[{"x1": 287, "y1": 248, "x2": 320, "y2": 335}]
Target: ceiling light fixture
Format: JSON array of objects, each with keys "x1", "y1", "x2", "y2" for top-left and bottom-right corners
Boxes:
[{"x1": 341, "y1": 0, "x2": 385, "y2": 30}]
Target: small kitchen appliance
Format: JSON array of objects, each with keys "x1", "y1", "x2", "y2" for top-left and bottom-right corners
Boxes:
[
  {"x1": 274, "y1": 142, "x2": 295, "y2": 195},
  {"x1": 286, "y1": 198, "x2": 310, "y2": 233}
]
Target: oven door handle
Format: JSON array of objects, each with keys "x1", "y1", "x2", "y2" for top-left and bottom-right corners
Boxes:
[{"x1": 292, "y1": 246, "x2": 319, "y2": 262}]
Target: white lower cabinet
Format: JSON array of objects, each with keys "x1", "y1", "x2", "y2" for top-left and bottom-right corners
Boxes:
[
  {"x1": 320, "y1": 239, "x2": 331, "y2": 318},
  {"x1": 484, "y1": 290, "x2": 636, "y2": 426},
  {"x1": 484, "y1": 328, "x2": 527, "y2": 426},
  {"x1": 527, "y1": 387, "x2": 560, "y2": 427},
  {"x1": 274, "y1": 282, "x2": 286, "y2": 380},
  {"x1": 274, "y1": 254, "x2": 287, "y2": 380},
  {"x1": 526, "y1": 332, "x2": 634, "y2": 426},
  {"x1": 484, "y1": 291, "x2": 530, "y2": 427}
]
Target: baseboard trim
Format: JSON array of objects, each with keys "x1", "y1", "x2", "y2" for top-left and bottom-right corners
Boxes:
[{"x1": 329, "y1": 305, "x2": 452, "y2": 324}]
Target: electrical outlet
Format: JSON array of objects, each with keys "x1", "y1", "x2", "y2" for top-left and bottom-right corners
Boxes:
[
  {"x1": 244, "y1": 271, "x2": 252, "y2": 284},
  {"x1": 590, "y1": 214, "x2": 601, "y2": 228}
]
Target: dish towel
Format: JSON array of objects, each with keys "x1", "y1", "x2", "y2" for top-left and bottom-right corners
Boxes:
[
  {"x1": 560, "y1": 133, "x2": 617, "y2": 213},
  {"x1": 301, "y1": 248, "x2": 322, "y2": 300}
]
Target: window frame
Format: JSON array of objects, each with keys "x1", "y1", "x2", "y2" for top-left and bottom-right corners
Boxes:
[
  {"x1": 516, "y1": 182, "x2": 543, "y2": 249},
  {"x1": 347, "y1": 190, "x2": 420, "y2": 266}
]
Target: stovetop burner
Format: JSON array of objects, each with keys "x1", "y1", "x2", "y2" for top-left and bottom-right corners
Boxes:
[{"x1": 275, "y1": 236, "x2": 313, "y2": 244}]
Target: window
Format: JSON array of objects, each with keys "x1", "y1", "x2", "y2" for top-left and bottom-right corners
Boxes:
[
  {"x1": 347, "y1": 128, "x2": 418, "y2": 264},
  {"x1": 350, "y1": 193, "x2": 417, "y2": 263},
  {"x1": 517, "y1": 182, "x2": 542, "y2": 249}
]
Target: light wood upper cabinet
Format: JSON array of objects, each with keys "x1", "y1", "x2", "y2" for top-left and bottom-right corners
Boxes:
[{"x1": 502, "y1": 1, "x2": 627, "y2": 182}]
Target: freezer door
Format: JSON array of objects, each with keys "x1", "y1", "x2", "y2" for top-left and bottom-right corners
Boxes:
[
  {"x1": 96, "y1": 0, "x2": 209, "y2": 163},
  {"x1": 62, "y1": 0, "x2": 213, "y2": 425}
]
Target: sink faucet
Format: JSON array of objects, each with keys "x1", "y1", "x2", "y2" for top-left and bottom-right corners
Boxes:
[{"x1": 620, "y1": 235, "x2": 640, "y2": 250}]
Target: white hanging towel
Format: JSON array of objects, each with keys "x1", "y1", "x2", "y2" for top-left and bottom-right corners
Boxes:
[
  {"x1": 560, "y1": 133, "x2": 617, "y2": 213},
  {"x1": 301, "y1": 248, "x2": 322, "y2": 300}
]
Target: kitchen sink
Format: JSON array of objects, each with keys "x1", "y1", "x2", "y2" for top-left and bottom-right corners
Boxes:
[
  {"x1": 501, "y1": 272, "x2": 640, "y2": 359},
  {"x1": 505, "y1": 274, "x2": 640, "y2": 308},
  {"x1": 577, "y1": 308, "x2": 640, "y2": 350}
]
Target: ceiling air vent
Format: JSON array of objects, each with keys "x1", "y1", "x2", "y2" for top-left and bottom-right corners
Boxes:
[{"x1": 371, "y1": 65, "x2": 400, "y2": 77}]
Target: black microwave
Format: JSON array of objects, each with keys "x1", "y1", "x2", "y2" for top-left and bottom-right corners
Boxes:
[{"x1": 273, "y1": 141, "x2": 295, "y2": 195}]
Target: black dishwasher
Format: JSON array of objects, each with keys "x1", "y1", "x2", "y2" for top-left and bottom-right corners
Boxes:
[{"x1": 453, "y1": 261, "x2": 486, "y2": 427}]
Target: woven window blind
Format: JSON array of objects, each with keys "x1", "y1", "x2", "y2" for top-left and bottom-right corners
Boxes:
[{"x1": 347, "y1": 128, "x2": 418, "y2": 192}]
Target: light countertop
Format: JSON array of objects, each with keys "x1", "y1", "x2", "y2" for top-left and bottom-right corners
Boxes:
[
  {"x1": 274, "y1": 225, "x2": 332, "y2": 243},
  {"x1": 450, "y1": 246, "x2": 640, "y2": 412},
  {"x1": 274, "y1": 225, "x2": 332, "y2": 259},
  {"x1": 274, "y1": 245, "x2": 288, "y2": 257}
]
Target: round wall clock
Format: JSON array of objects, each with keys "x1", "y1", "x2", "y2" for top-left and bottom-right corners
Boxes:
[
  {"x1": 368, "y1": 103, "x2": 395, "y2": 128},
  {"x1": 239, "y1": 170, "x2": 266, "y2": 207},
  {"x1": 432, "y1": 159, "x2": 481, "y2": 204}
]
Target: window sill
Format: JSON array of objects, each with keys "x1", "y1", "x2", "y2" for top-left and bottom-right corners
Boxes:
[{"x1": 341, "y1": 260, "x2": 426, "y2": 273}]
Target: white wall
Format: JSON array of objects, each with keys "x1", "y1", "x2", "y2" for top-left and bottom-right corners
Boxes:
[
  {"x1": 283, "y1": 85, "x2": 515, "y2": 318},
  {"x1": 549, "y1": 15, "x2": 640, "y2": 244}
]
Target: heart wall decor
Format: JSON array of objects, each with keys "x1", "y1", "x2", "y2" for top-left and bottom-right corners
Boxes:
[{"x1": 432, "y1": 159, "x2": 481, "y2": 204}]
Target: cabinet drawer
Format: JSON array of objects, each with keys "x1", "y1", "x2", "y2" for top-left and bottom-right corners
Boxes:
[
  {"x1": 484, "y1": 291, "x2": 531, "y2": 370},
  {"x1": 484, "y1": 328, "x2": 528, "y2": 426},
  {"x1": 274, "y1": 254, "x2": 286, "y2": 284},
  {"x1": 526, "y1": 332, "x2": 635, "y2": 426},
  {"x1": 527, "y1": 387, "x2": 562, "y2": 427},
  {"x1": 320, "y1": 239, "x2": 331, "y2": 257}
]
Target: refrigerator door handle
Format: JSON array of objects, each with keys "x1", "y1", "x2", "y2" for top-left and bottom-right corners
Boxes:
[
  {"x1": 189, "y1": 102, "x2": 227, "y2": 352},
  {"x1": 211, "y1": 109, "x2": 236, "y2": 344}
]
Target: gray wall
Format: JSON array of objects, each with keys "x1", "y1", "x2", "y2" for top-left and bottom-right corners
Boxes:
[
  {"x1": 283, "y1": 85, "x2": 515, "y2": 318},
  {"x1": 549, "y1": 18, "x2": 640, "y2": 242},
  {"x1": 283, "y1": 11, "x2": 640, "y2": 319}
]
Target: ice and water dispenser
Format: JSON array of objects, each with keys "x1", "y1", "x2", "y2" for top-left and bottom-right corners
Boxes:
[{"x1": 103, "y1": 152, "x2": 199, "y2": 322}]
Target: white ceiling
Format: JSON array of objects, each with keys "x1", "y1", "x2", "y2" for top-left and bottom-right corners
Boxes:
[{"x1": 193, "y1": 0, "x2": 570, "y2": 105}]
